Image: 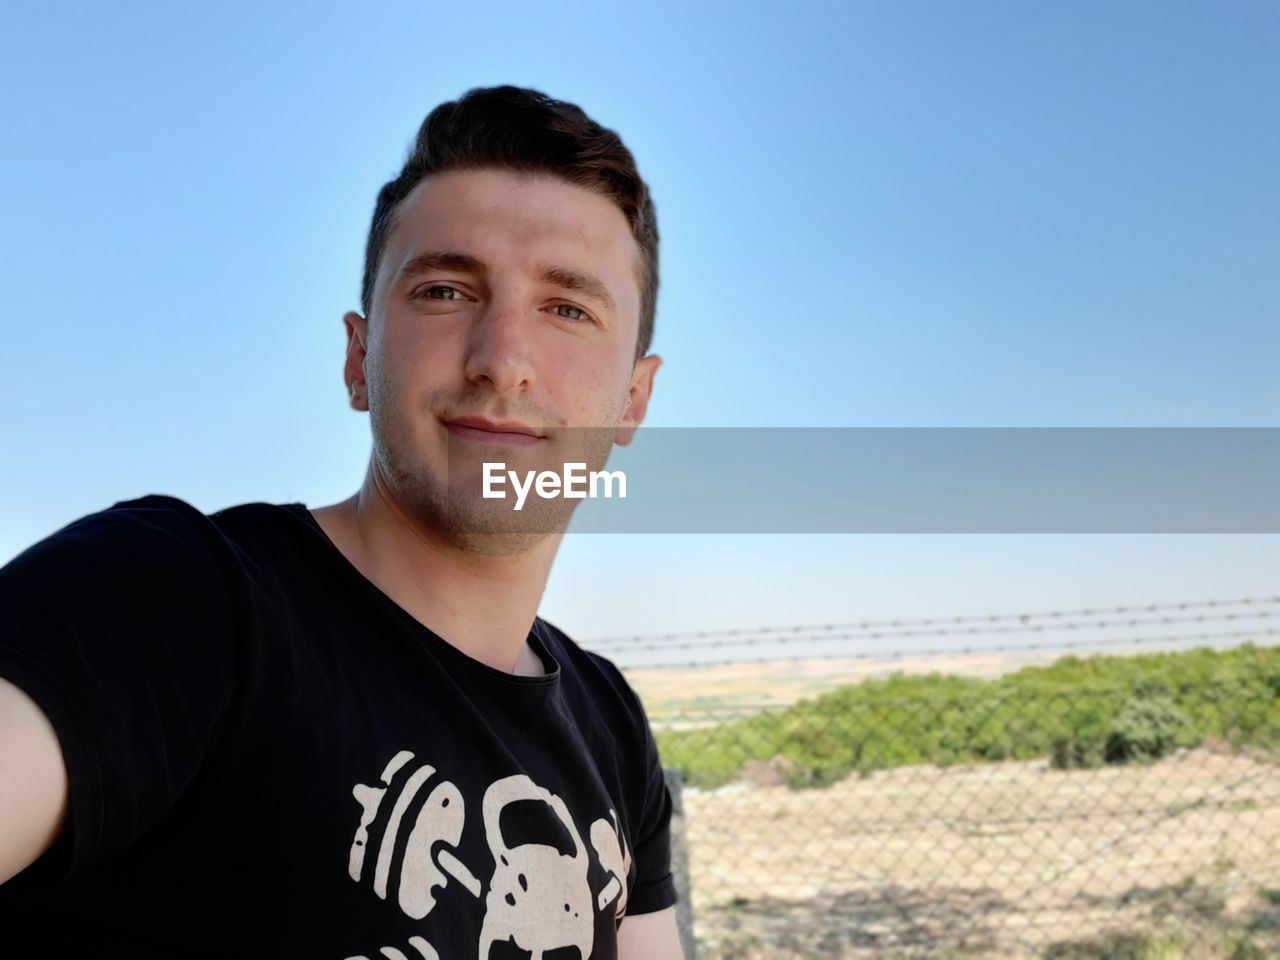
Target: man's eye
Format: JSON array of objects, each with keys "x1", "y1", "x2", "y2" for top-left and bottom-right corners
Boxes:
[
  {"x1": 554, "y1": 303, "x2": 589, "y2": 322},
  {"x1": 417, "y1": 285, "x2": 464, "y2": 301}
]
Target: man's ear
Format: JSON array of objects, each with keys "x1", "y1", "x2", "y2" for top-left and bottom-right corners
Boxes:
[
  {"x1": 342, "y1": 310, "x2": 369, "y2": 412},
  {"x1": 614, "y1": 354, "x2": 661, "y2": 446}
]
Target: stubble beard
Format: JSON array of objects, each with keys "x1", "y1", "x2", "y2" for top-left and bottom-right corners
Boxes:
[{"x1": 370, "y1": 398, "x2": 619, "y2": 558}]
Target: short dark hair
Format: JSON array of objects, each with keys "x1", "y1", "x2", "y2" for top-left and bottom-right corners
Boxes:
[{"x1": 360, "y1": 85, "x2": 659, "y2": 359}]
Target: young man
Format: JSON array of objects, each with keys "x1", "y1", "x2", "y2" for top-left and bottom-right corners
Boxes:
[{"x1": 0, "y1": 85, "x2": 682, "y2": 959}]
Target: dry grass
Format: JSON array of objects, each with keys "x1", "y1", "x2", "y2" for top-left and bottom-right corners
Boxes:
[{"x1": 680, "y1": 747, "x2": 1280, "y2": 958}]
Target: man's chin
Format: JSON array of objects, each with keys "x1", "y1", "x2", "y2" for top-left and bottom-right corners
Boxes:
[
  {"x1": 439, "y1": 528, "x2": 558, "y2": 558},
  {"x1": 438, "y1": 494, "x2": 574, "y2": 555},
  {"x1": 377, "y1": 446, "x2": 580, "y2": 555}
]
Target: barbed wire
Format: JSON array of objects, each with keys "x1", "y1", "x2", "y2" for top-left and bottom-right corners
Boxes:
[
  {"x1": 593, "y1": 608, "x2": 1280, "y2": 658},
  {"x1": 585, "y1": 595, "x2": 1280, "y2": 652},
  {"x1": 622, "y1": 625, "x2": 1280, "y2": 672}
]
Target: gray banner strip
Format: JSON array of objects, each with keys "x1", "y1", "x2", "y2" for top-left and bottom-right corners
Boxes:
[{"x1": 448, "y1": 428, "x2": 1280, "y2": 533}]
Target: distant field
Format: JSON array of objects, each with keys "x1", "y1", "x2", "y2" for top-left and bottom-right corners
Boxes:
[{"x1": 624, "y1": 650, "x2": 1067, "y2": 715}]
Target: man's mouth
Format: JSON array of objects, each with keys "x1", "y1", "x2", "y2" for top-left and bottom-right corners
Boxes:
[{"x1": 442, "y1": 415, "x2": 547, "y2": 446}]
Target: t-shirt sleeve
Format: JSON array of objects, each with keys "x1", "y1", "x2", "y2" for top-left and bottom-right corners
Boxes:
[
  {"x1": 0, "y1": 495, "x2": 239, "y2": 903},
  {"x1": 625, "y1": 708, "x2": 678, "y2": 916}
]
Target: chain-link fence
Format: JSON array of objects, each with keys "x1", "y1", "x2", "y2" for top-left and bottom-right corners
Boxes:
[{"x1": 643, "y1": 649, "x2": 1280, "y2": 959}]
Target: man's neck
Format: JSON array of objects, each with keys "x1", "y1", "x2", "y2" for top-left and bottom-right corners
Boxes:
[{"x1": 308, "y1": 469, "x2": 560, "y2": 677}]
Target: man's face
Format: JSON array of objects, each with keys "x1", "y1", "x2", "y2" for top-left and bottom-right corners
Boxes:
[{"x1": 343, "y1": 168, "x2": 660, "y2": 551}]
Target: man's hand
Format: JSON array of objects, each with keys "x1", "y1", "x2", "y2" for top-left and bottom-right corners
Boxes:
[
  {"x1": 0, "y1": 675, "x2": 69, "y2": 886},
  {"x1": 617, "y1": 905, "x2": 685, "y2": 960}
]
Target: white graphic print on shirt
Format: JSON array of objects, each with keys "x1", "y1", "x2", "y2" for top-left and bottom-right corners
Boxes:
[
  {"x1": 590, "y1": 808, "x2": 633, "y2": 921},
  {"x1": 344, "y1": 751, "x2": 632, "y2": 960}
]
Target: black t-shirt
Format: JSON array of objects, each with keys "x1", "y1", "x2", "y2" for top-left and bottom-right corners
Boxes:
[{"x1": 0, "y1": 495, "x2": 675, "y2": 958}]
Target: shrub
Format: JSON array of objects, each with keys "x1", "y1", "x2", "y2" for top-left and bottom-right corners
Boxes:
[
  {"x1": 655, "y1": 643, "x2": 1280, "y2": 789},
  {"x1": 1105, "y1": 697, "x2": 1194, "y2": 765}
]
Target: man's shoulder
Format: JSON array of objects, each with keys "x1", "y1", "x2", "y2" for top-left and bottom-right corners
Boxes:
[
  {"x1": 57, "y1": 492, "x2": 210, "y2": 536},
  {"x1": 6, "y1": 494, "x2": 214, "y2": 569},
  {"x1": 95, "y1": 492, "x2": 310, "y2": 547},
  {"x1": 4, "y1": 494, "x2": 308, "y2": 583},
  {"x1": 21, "y1": 493, "x2": 286, "y2": 540}
]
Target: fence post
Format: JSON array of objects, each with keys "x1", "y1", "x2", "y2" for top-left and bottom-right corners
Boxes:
[{"x1": 663, "y1": 766, "x2": 696, "y2": 959}]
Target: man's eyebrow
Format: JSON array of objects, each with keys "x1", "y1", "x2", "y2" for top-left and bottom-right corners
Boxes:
[
  {"x1": 393, "y1": 250, "x2": 486, "y2": 286},
  {"x1": 536, "y1": 263, "x2": 616, "y2": 314}
]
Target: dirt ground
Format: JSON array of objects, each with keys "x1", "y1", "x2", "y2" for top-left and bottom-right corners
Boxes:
[{"x1": 677, "y1": 746, "x2": 1280, "y2": 959}]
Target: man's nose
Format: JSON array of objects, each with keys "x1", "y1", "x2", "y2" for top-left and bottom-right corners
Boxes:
[{"x1": 462, "y1": 298, "x2": 536, "y2": 395}]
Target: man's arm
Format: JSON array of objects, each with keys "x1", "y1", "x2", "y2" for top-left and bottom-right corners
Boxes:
[
  {"x1": 617, "y1": 906, "x2": 685, "y2": 960},
  {"x1": 0, "y1": 675, "x2": 69, "y2": 886}
]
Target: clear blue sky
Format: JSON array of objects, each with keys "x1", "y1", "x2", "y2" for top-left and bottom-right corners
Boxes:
[{"x1": 2, "y1": 1, "x2": 1277, "y2": 651}]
